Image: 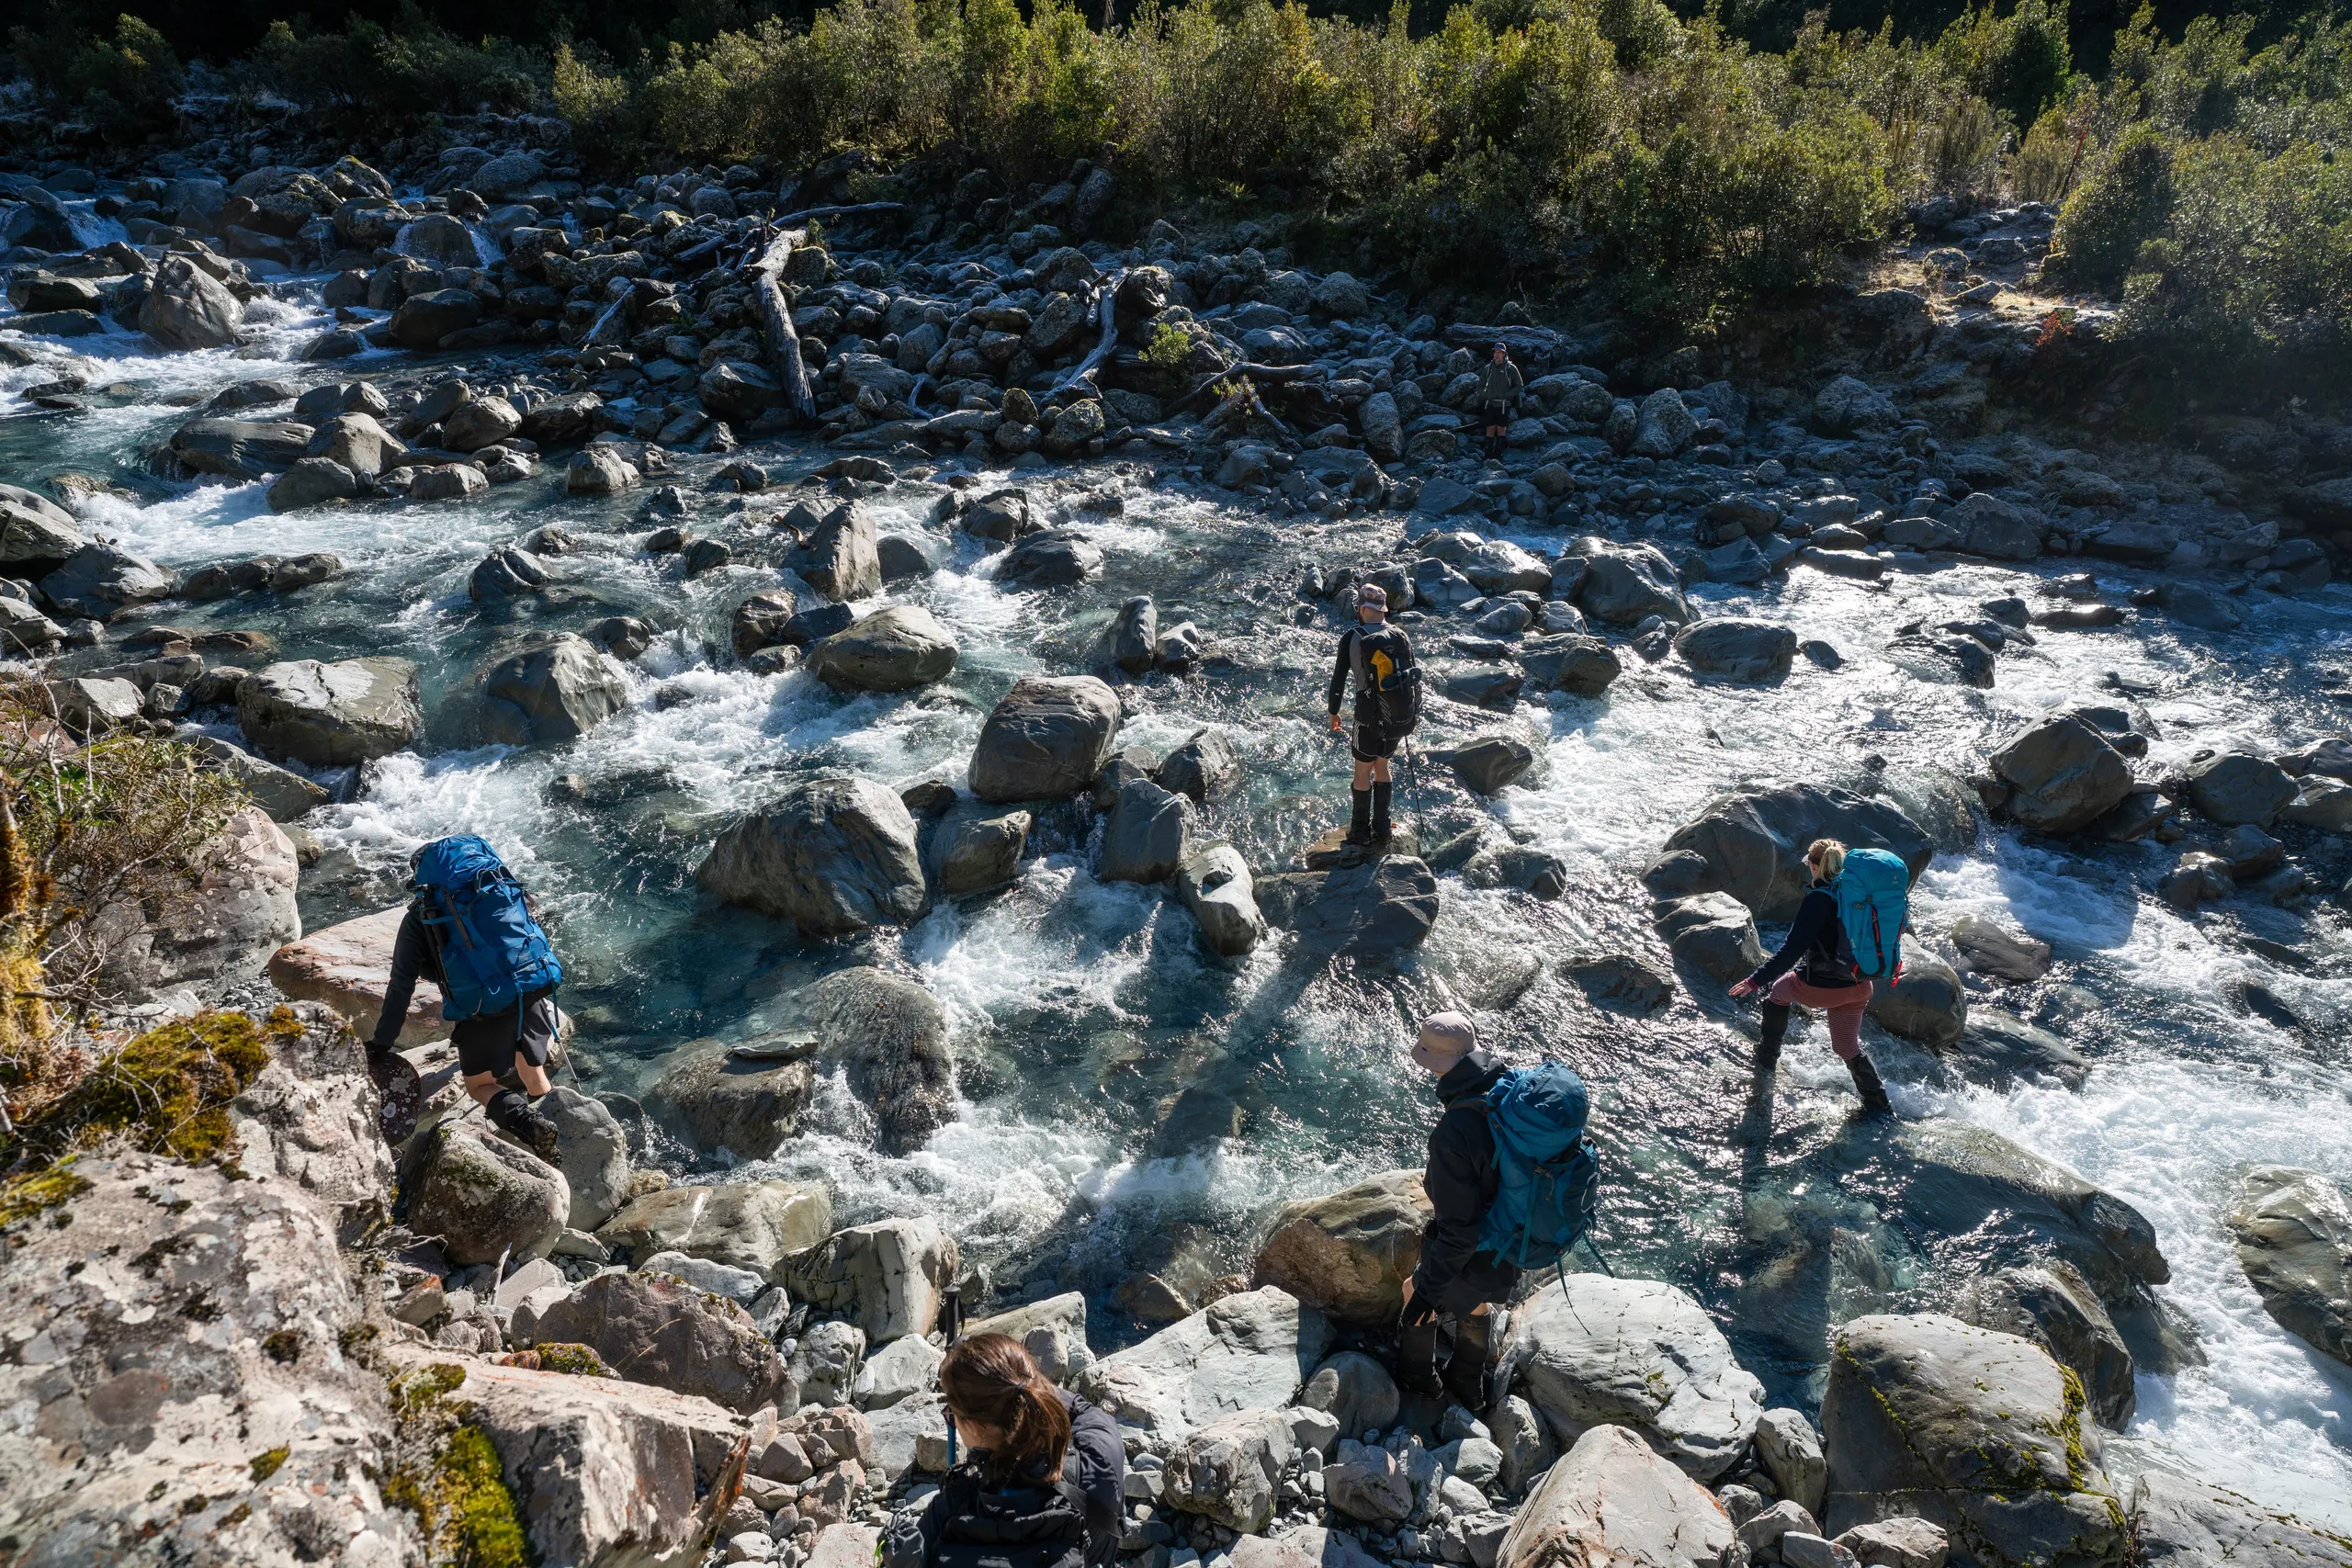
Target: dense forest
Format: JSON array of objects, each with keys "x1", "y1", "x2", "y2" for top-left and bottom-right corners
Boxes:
[{"x1": 6, "y1": 0, "x2": 2350, "y2": 379}]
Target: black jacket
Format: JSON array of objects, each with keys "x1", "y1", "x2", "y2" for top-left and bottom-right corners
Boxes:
[
  {"x1": 1409, "y1": 1050, "x2": 1519, "y2": 1316},
  {"x1": 1746, "y1": 886, "x2": 1858, "y2": 991},
  {"x1": 883, "y1": 1389, "x2": 1125, "y2": 1568},
  {"x1": 368, "y1": 903, "x2": 442, "y2": 1055}
]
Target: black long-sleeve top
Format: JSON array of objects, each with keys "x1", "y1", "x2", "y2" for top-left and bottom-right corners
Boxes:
[
  {"x1": 1745, "y1": 886, "x2": 1857, "y2": 991},
  {"x1": 883, "y1": 1389, "x2": 1125, "y2": 1568},
  {"x1": 368, "y1": 903, "x2": 440, "y2": 1055},
  {"x1": 1409, "y1": 1049, "x2": 1510, "y2": 1314}
]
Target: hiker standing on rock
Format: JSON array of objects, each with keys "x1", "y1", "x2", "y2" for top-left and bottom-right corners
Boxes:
[
  {"x1": 1327, "y1": 584, "x2": 1420, "y2": 848},
  {"x1": 1479, "y1": 342, "x2": 1523, "y2": 462},
  {"x1": 1730, "y1": 837, "x2": 1904, "y2": 1117},
  {"x1": 1398, "y1": 1012, "x2": 1600, "y2": 1415},
  {"x1": 883, "y1": 1332, "x2": 1125, "y2": 1568},
  {"x1": 368, "y1": 836, "x2": 566, "y2": 1158}
]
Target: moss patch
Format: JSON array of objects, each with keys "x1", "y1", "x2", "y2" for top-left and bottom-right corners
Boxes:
[
  {"x1": 0, "y1": 1157, "x2": 88, "y2": 1227},
  {"x1": 498, "y1": 1342, "x2": 616, "y2": 1378},
  {"x1": 247, "y1": 1447, "x2": 288, "y2": 1483},
  {"x1": 3, "y1": 1008, "x2": 300, "y2": 1173},
  {"x1": 384, "y1": 1362, "x2": 535, "y2": 1568}
]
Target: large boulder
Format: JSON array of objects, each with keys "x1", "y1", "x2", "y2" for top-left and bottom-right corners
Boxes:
[
  {"x1": 932, "y1": 807, "x2": 1031, "y2": 896},
  {"x1": 567, "y1": 445, "x2": 639, "y2": 495},
  {"x1": 998, "y1": 529, "x2": 1104, "y2": 588},
  {"x1": 1102, "y1": 777, "x2": 1193, "y2": 883},
  {"x1": 1954, "y1": 1262, "x2": 2136, "y2": 1428},
  {"x1": 40, "y1": 543, "x2": 177, "y2": 620},
  {"x1": 779, "y1": 1217, "x2": 959, "y2": 1344},
  {"x1": 539, "y1": 1085, "x2": 633, "y2": 1231},
  {"x1": 1256, "y1": 856, "x2": 1441, "y2": 960},
  {"x1": 1948, "y1": 492, "x2": 2044, "y2": 561},
  {"x1": 2183, "y1": 751, "x2": 2298, "y2": 828},
  {"x1": 2224, "y1": 1167, "x2": 2352, "y2": 1369},
  {"x1": 807, "y1": 965, "x2": 956, "y2": 1156},
  {"x1": 595, "y1": 1179, "x2": 831, "y2": 1274},
  {"x1": 171, "y1": 417, "x2": 313, "y2": 479},
  {"x1": 1495, "y1": 1424, "x2": 1734, "y2": 1568},
  {"x1": 267, "y1": 904, "x2": 446, "y2": 1047},
  {"x1": 1865, "y1": 933, "x2": 1967, "y2": 1046},
  {"x1": 807, "y1": 604, "x2": 959, "y2": 693},
  {"x1": 1989, "y1": 716, "x2": 2136, "y2": 834},
  {"x1": 1883, "y1": 1122, "x2": 2168, "y2": 1312},
  {"x1": 139, "y1": 254, "x2": 243, "y2": 349},
  {"x1": 389, "y1": 288, "x2": 482, "y2": 348},
  {"x1": 1521, "y1": 634, "x2": 1623, "y2": 697},
  {"x1": 649, "y1": 1048, "x2": 815, "y2": 1161},
  {"x1": 1252, "y1": 1169, "x2": 1431, "y2": 1325},
  {"x1": 1230, "y1": 1528, "x2": 1387, "y2": 1568},
  {"x1": 222, "y1": 1002, "x2": 395, "y2": 1238},
  {"x1": 1164, "y1": 1407, "x2": 1296, "y2": 1533},
  {"x1": 1300, "y1": 1351, "x2": 1402, "y2": 1440},
  {"x1": 968, "y1": 676, "x2": 1122, "y2": 802},
  {"x1": 306, "y1": 411, "x2": 405, "y2": 479},
  {"x1": 963, "y1": 1293, "x2": 1094, "y2": 1386},
  {"x1": 0, "y1": 481, "x2": 85, "y2": 566},
  {"x1": 1574, "y1": 541, "x2": 1688, "y2": 626},
  {"x1": 98, "y1": 807, "x2": 301, "y2": 999},
  {"x1": 1655, "y1": 893, "x2": 1766, "y2": 983},
  {"x1": 519, "y1": 1270, "x2": 787, "y2": 1412},
  {"x1": 1821, "y1": 1314, "x2": 2124, "y2": 1565},
  {"x1": 435, "y1": 1355, "x2": 748, "y2": 1568},
  {"x1": 266, "y1": 456, "x2": 360, "y2": 512},
  {"x1": 408, "y1": 1119, "x2": 571, "y2": 1264},
  {"x1": 696, "y1": 774, "x2": 926, "y2": 933},
  {"x1": 480, "y1": 634, "x2": 629, "y2": 745},
  {"x1": 2126, "y1": 1470, "x2": 2352, "y2": 1568},
  {"x1": 1657, "y1": 785, "x2": 1933, "y2": 921},
  {"x1": 1675, "y1": 618, "x2": 1797, "y2": 683},
  {"x1": 1502, "y1": 1274, "x2": 1764, "y2": 1483},
  {"x1": 0, "y1": 1154, "x2": 413, "y2": 1566},
  {"x1": 797, "y1": 502, "x2": 882, "y2": 601},
  {"x1": 236, "y1": 657, "x2": 424, "y2": 766},
  {"x1": 1176, "y1": 840, "x2": 1266, "y2": 956},
  {"x1": 1076, "y1": 1285, "x2": 1333, "y2": 1438}
]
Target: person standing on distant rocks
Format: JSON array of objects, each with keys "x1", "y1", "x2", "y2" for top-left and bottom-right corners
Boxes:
[
  {"x1": 1396, "y1": 1011, "x2": 1516, "y2": 1412},
  {"x1": 1730, "y1": 838, "x2": 1894, "y2": 1116},
  {"x1": 1478, "y1": 342, "x2": 1524, "y2": 462},
  {"x1": 1327, "y1": 584, "x2": 1419, "y2": 848}
]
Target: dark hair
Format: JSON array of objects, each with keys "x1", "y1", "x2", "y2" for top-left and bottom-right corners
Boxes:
[{"x1": 941, "y1": 1333, "x2": 1071, "y2": 1487}]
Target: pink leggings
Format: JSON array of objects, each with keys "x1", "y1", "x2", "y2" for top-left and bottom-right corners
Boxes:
[{"x1": 1769, "y1": 973, "x2": 1874, "y2": 1060}]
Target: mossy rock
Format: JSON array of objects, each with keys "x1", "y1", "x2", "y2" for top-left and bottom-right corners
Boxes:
[{"x1": 2, "y1": 1007, "x2": 300, "y2": 1173}]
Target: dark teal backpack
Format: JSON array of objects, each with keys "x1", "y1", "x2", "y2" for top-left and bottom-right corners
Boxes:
[
  {"x1": 411, "y1": 836, "x2": 562, "y2": 1022},
  {"x1": 1475, "y1": 1061, "x2": 1602, "y2": 1277}
]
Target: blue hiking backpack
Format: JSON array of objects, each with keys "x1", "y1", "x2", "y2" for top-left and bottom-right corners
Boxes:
[
  {"x1": 1831, "y1": 848, "x2": 1911, "y2": 981},
  {"x1": 1475, "y1": 1062, "x2": 1603, "y2": 1279},
  {"x1": 410, "y1": 836, "x2": 562, "y2": 1023}
]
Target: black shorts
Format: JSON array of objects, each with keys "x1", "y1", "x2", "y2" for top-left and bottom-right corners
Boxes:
[
  {"x1": 1351, "y1": 715, "x2": 1398, "y2": 762},
  {"x1": 452, "y1": 987, "x2": 559, "y2": 1078},
  {"x1": 1483, "y1": 400, "x2": 1512, "y2": 430}
]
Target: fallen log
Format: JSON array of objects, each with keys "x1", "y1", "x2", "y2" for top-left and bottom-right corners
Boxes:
[
  {"x1": 1047, "y1": 267, "x2": 1127, "y2": 400},
  {"x1": 749, "y1": 225, "x2": 819, "y2": 423},
  {"x1": 774, "y1": 202, "x2": 908, "y2": 226}
]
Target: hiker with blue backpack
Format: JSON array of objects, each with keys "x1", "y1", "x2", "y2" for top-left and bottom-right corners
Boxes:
[
  {"x1": 1728, "y1": 837, "x2": 1905, "y2": 1117},
  {"x1": 367, "y1": 836, "x2": 568, "y2": 1159},
  {"x1": 1398, "y1": 1012, "x2": 1600, "y2": 1413}
]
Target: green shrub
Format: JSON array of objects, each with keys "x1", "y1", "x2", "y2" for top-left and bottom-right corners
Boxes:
[
  {"x1": 7, "y1": 13, "x2": 184, "y2": 143},
  {"x1": 249, "y1": 10, "x2": 541, "y2": 128},
  {"x1": 2047, "y1": 123, "x2": 2175, "y2": 288}
]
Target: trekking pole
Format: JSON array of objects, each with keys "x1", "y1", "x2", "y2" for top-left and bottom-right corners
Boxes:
[{"x1": 942, "y1": 1282, "x2": 964, "y2": 1468}]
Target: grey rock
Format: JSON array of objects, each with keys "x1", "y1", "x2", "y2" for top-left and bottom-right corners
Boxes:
[
  {"x1": 139, "y1": 254, "x2": 243, "y2": 349},
  {"x1": 237, "y1": 657, "x2": 423, "y2": 766},
  {"x1": 189, "y1": 735, "x2": 330, "y2": 822},
  {"x1": 808, "y1": 604, "x2": 959, "y2": 693},
  {"x1": 1300, "y1": 1349, "x2": 1402, "y2": 1439},
  {"x1": 2126, "y1": 1470, "x2": 2352, "y2": 1568},
  {"x1": 1077, "y1": 1285, "x2": 1331, "y2": 1438},
  {"x1": 540, "y1": 1085, "x2": 633, "y2": 1231},
  {"x1": 969, "y1": 675, "x2": 1123, "y2": 802},
  {"x1": 1755, "y1": 1407, "x2": 1827, "y2": 1517},
  {"x1": 797, "y1": 501, "x2": 882, "y2": 600},
  {"x1": 1496, "y1": 1424, "x2": 1734, "y2": 1568},
  {"x1": 933, "y1": 807, "x2": 1030, "y2": 897},
  {"x1": 1503, "y1": 1272, "x2": 1763, "y2": 1482},
  {"x1": 1442, "y1": 732, "x2": 1538, "y2": 794},
  {"x1": 1253, "y1": 1168, "x2": 1430, "y2": 1325},
  {"x1": 1676, "y1": 618, "x2": 1797, "y2": 683},
  {"x1": 40, "y1": 543, "x2": 176, "y2": 620},
  {"x1": 779, "y1": 1216, "x2": 959, "y2": 1344},
  {"x1": 2184, "y1": 751, "x2": 2298, "y2": 828},
  {"x1": 999, "y1": 528, "x2": 1104, "y2": 588},
  {"x1": 1176, "y1": 840, "x2": 1266, "y2": 957},
  {"x1": 696, "y1": 774, "x2": 926, "y2": 933},
  {"x1": 1257, "y1": 855, "x2": 1441, "y2": 959},
  {"x1": 1821, "y1": 1314, "x2": 2122, "y2": 1566},
  {"x1": 567, "y1": 445, "x2": 640, "y2": 495},
  {"x1": 1156, "y1": 728, "x2": 1239, "y2": 803},
  {"x1": 647, "y1": 1050, "x2": 817, "y2": 1161},
  {"x1": 1865, "y1": 933, "x2": 1966, "y2": 1046},
  {"x1": 1654, "y1": 892, "x2": 1764, "y2": 983},
  {"x1": 1657, "y1": 784, "x2": 1932, "y2": 921},
  {"x1": 1954, "y1": 1261, "x2": 2136, "y2": 1427},
  {"x1": 266, "y1": 457, "x2": 360, "y2": 512},
  {"x1": 410, "y1": 1119, "x2": 571, "y2": 1265},
  {"x1": 595, "y1": 1179, "x2": 831, "y2": 1273},
  {"x1": 807, "y1": 965, "x2": 956, "y2": 1156},
  {"x1": 1521, "y1": 634, "x2": 1623, "y2": 696},
  {"x1": 1102, "y1": 777, "x2": 1193, "y2": 884},
  {"x1": 1165, "y1": 1408, "x2": 1295, "y2": 1533},
  {"x1": 1991, "y1": 716, "x2": 2136, "y2": 834},
  {"x1": 481, "y1": 634, "x2": 629, "y2": 745},
  {"x1": 2225, "y1": 1166, "x2": 2352, "y2": 1369},
  {"x1": 1573, "y1": 540, "x2": 1688, "y2": 626},
  {"x1": 522, "y1": 1270, "x2": 786, "y2": 1412}
]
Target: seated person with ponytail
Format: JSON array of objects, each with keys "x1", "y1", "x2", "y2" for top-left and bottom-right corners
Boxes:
[{"x1": 883, "y1": 1333, "x2": 1125, "y2": 1568}]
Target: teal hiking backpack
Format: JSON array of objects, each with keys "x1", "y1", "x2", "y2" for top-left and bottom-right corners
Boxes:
[
  {"x1": 1832, "y1": 848, "x2": 1911, "y2": 980},
  {"x1": 1475, "y1": 1062, "x2": 1603, "y2": 1280},
  {"x1": 410, "y1": 836, "x2": 562, "y2": 1023}
]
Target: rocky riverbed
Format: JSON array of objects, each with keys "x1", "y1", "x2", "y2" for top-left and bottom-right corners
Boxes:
[{"x1": 4, "y1": 129, "x2": 2352, "y2": 1567}]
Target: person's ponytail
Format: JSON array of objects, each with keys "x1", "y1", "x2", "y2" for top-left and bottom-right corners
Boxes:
[
  {"x1": 1808, "y1": 838, "x2": 1847, "y2": 883},
  {"x1": 941, "y1": 1332, "x2": 1071, "y2": 1488}
]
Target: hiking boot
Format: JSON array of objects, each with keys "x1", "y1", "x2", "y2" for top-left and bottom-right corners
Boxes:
[
  {"x1": 502, "y1": 1104, "x2": 562, "y2": 1161},
  {"x1": 1396, "y1": 1314, "x2": 1443, "y2": 1397},
  {"x1": 1343, "y1": 787, "x2": 1374, "y2": 846},
  {"x1": 1848, "y1": 1055, "x2": 1894, "y2": 1117},
  {"x1": 1754, "y1": 1001, "x2": 1788, "y2": 1073},
  {"x1": 1368, "y1": 782, "x2": 1394, "y2": 848},
  {"x1": 1442, "y1": 1312, "x2": 1494, "y2": 1413}
]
